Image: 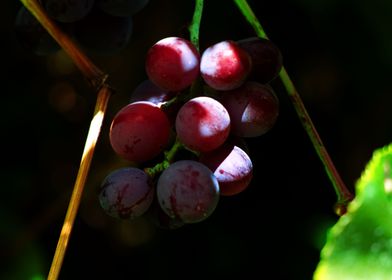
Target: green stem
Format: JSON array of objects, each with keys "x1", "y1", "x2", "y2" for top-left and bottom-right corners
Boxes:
[
  {"x1": 188, "y1": 0, "x2": 204, "y2": 50},
  {"x1": 145, "y1": 139, "x2": 184, "y2": 178},
  {"x1": 233, "y1": 0, "x2": 354, "y2": 215}
]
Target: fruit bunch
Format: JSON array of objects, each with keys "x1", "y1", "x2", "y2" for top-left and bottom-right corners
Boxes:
[
  {"x1": 14, "y1": 0, "x2": 149, "y2": 55},
  {"x1": 100, "y1": 36, "x2": 282, "y2": 229}
]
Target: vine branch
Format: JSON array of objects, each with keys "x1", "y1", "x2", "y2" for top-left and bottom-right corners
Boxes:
[{"x1": 233, "y1": 0, "x2": 354, "y2": 215}]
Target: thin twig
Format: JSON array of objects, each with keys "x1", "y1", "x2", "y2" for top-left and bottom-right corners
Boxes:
[
  {"x1": 47, "y1": 86, "x2": 111, "y2": 280},
  {"x1": 233, "y1": 0, "x2": 354, "y2": 215},
  {"x1": 18, "y1": 1, "x2": 114, "y2": 279}
]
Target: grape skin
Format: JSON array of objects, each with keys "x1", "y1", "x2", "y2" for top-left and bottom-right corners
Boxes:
[
  {"x1": 99, "y1": 168, "x2": 154, "y2": 219},
  {"x1": 200, "y1": 144, "x2": 253, "y2": 196},
  {"x1": 41, "y1": 0, "x2": 95, "y2": 23},
  {"x1": 97, "y1": 0, "x2": 149, "y2": 17},
  {"x1": 237, "y1": 37, "x2": 283, "y2": 84},
  {"x1": 109, "y1": 101, "x2": 170, "y2": 162},
  {"x1": 220, "y1": 82, "x2": 279, "y2": 137},
  {"x1": 145, "y1": 37, "x2": 200, "y2": 91},
  {"x1": 175, "y1": 96, "x2": 231, "y2": 152},
  {"x1": 200, "y1": 40, "x2": 251, "y2": 90},
  {"x1": 157, "y1": 160, "x2": 219, "y2": 223}
]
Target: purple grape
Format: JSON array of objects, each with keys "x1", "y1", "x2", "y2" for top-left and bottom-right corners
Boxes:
[
  {"x1": 41, "y1": 0, "x2": 95, "y2": 23},
  {"x1": 109, "y1": 101, "x2": 171, "y2": 162},
  {"x1": 157, "y1": 160, "x2": 219, "y2": 223},
  {"x1": 74, "y1": 8, "x2": 132, "y2": 54},
  {"x1": 14, "y1": 6, "x2": 60, "y2": 55},
  {"x1": 237, "y1": 37, "x2": 283, "y2": 84},
  {"x1": 175, "y1": 96, "x2": 231, "y2": 152},
  {"x1": 220, "y1": 81, "x2": 279, "y2": 137},
  {"x1": 97, "y1": 0, "x2": 149, "y2": 17},
  {"x1": 200, "y1": 40, "x2": 251, "y2": 90},
  {"x1": 200, "y1": 144, "x2": 253, "y2": 196},
  {"x1": 99, "y1": 168, "x2": 154, "y2": 219},
  {"x1": 130, "y1": 79, "x2": 176, "y2": 106}
]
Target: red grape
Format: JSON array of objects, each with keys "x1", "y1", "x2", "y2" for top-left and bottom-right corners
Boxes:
[
  {"x1": 175, "y1": 96, "x2": 230, "y2": 152},
  {"x1": 220, "y1": 82, "x2": 279, "y2": 137},
  {"x1": 99, "y1": 167, "x2": 154, "y2": 219},
  {"x1": 200, "y1": 40, "x2": 251, "y2": 90},
  {"x1": 110, "y1": 101, "x2": 170, "y2": 162},
  {"x1": 237, "y1": 37, "x2": 283, "y2": 83},
  {"x1": 157, "y1": 160, "x2": 219, "y2": 223},
  {"x1": 200, "y1": 144, "x2": 253, "y2": 196},
  {"x1": 145, "y1": 37, "x2": 200, "y2": 91}
]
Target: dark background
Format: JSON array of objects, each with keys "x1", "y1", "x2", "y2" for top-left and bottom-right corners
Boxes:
[{"x1": 2, "y1": 0, "x2": 392, "y2": 279}]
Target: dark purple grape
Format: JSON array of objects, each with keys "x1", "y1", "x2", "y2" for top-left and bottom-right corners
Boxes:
[
  {"x1": 157, "y1": 160, "x2": 220, "y2": 223},
  {"x1": 41, "y1": 0, "x2": 95, "y2": 23},
  {"x1": 237, "y1": 37, "x2": 283, "y2": 83},
  {"x1": 74, "y1": 8, "x2": 132, "y2": 54},
  {"x1": 14, "y1": 6, "x2": 60, "y2": 55},
  {"x1": 200, "y1": 144, "x2": 253, "y2": 196},
  {"x1": 99, "y1": 168, "x2": 154, "y2": 219},
  {"x1": 130, "y1": 79, "x2": 176, "y2": 106},
  {"x1": 97, "y1": 0, "x2": 149, "y2": 17},
  {"x1": 109, "y1": 101, "x2": 171, "y2": 162},
  {"x1": 220, "y1": 81, "x2": 279, "y2": 137}
]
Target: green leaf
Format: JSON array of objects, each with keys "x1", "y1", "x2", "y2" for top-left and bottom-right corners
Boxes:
[{"x1": 314, "y1": 143, "x2": 392, "y2": 280}]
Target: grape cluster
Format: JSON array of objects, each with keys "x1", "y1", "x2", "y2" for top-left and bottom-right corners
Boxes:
[
  {"x1": 100, "y1": 36, "x2": 282, "y2": 229},
  {"x1": 14, "y1": 0, "x2": 149, "y2": 55}
]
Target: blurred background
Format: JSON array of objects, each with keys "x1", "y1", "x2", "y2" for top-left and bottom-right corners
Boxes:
[{"x1": 2, "y1": 0, "x2": 392, "y2": 279}]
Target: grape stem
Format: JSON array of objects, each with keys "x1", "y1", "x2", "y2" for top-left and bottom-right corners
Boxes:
[
  {"x1": 145, "y1": 139, "x2": 184, "y2": 177},
  {"x1": 188, "y1": 0, "x2": 204, "y2": 50},
  {"x1": 233, "y1": 0, "x2": 354, "y2": 215},
  {"x1": 19, "y1": 1, "x2": 114, "y2": 279}
]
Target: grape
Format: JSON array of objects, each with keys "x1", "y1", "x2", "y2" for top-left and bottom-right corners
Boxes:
[
  {"x1": 145, "y1": 37, "x2": 200, "y2": 91},
  {"x1": 220, "y1": 81, "x2": 279, "y2": 137},
  {"x1": 99, "y1": 167, "x2": 154, "y2": 219},
  {"x1": 14, "y1": 6, "x2": 60, "y2": 55},
  {"x1": 200, "y1": 144, "x2": 253, "y2": 196},
  {"x1": 130, "y1": 79, "x2": 176, "y2": 106},
  {"x1": 200, "y1": 40, "x2": 251, "y2": 90},
  {"x1": 109, "y1": 101, "x2": 171, "y2": 162},
  {"x1": 237, "y1": 37, "x2": 283, "y2": 84},
  {"x1": 97, "y1": 0, "x2": 149, "y2": 17},
  {"x1": 175, "y1": 96, "x2": 230, "y2": 152},
  {"x1": 41, "y1": 0, "x2": 94, "y2": 23},
  {"x1": 157, "y1": 160, "x2": 219, "y2": 223},
  {"x1": 74, "y1": 8, "x2": 132, "y2": 54}
]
